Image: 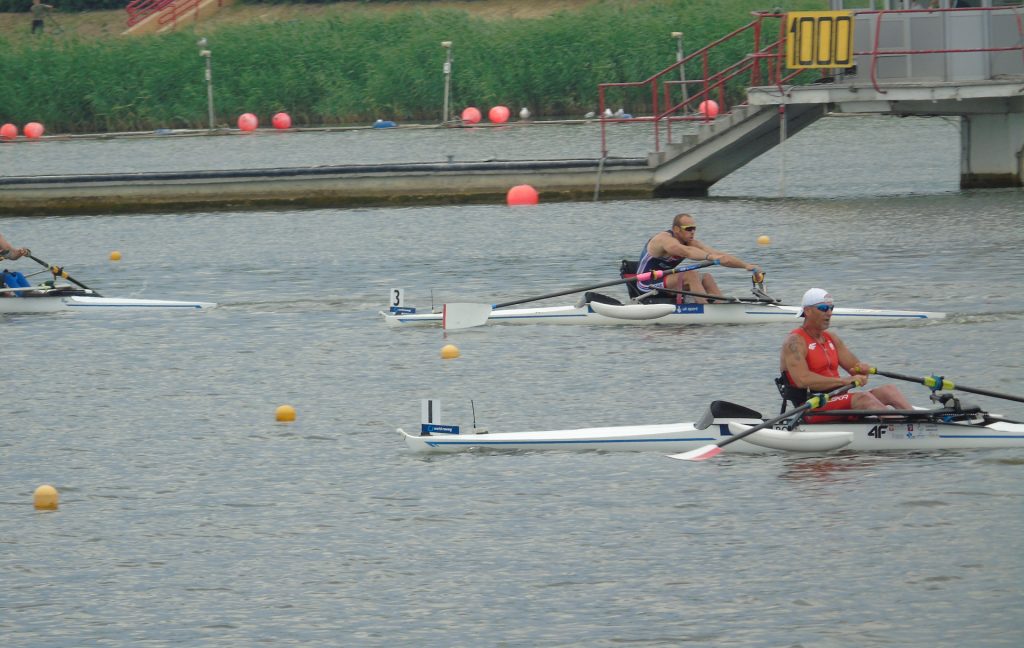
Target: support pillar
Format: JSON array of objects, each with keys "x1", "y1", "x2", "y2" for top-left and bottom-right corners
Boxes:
[{"x1": 960, "y1": 105, "x2": 1024, "y2": 189}]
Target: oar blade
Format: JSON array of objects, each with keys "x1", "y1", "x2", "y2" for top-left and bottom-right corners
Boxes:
[
  {"x1": 667, "y1": 444, "x2": 723, "y2": 462},
  {"x1": 442, "y1": 303, "x2": 493, "y2": 330}
]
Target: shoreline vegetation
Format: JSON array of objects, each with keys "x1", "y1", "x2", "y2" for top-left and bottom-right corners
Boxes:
[{"x1": 0, "y1": 1, "x2": 826, "y2": 134}]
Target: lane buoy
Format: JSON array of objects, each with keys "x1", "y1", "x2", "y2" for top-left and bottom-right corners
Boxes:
[
  {"x1": 34, "y1": 484, "x2": 59, "y2": 510},
  {"x1": 488, "y1": 106, "x2": 510, "y2": 124},
  {"x1": 0, "y1": 123, "x2": 17, "y2": 140},
  {"x1": 110, "y1": 250, "x2": 122, "y2": 261},
  {"x1": 699, "y1": 100, "x2": 720, "y2": 118},
  {"x1": 441, "y1": 344, "x2": 460, "y2": 359},
  {"x1": 276, "y1": 404, "x2": 296, "y2": 422},
  {"x1": 23, "y1": 122, "x2": 44, "y2": 139},
  {"x1": 507, "y1": 184, "x2": 539, "y2": 206},
  {"x1": 461, "y1": 107, "x2": 481, "y2": 125},
  {"x1": 272, "y1": 112, "x2": 292, "y2": 129},
  {"x1": 757, "y1": 235, "x2": 771, "y2": 245},
  {"x1": 238, "y1": 113, "x2": 258, "y2": 132}
]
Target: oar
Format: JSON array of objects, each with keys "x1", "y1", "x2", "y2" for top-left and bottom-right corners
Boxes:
[
  {"x1": 26, "y1": 254, "x2": 102, "y2": 296},
  {"x1": 442, "y1": 259, "x2": 718, "y2": 330},
  {"x1": 868, "y1": 368, "x2": 1024, "y2": 404},
  {"x1": 668, "y1": 383, "x2": 857, "y2": 462}
]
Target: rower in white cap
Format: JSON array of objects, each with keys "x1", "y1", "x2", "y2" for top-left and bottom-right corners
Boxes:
[{"x1": 776, "y1": 287, "x2": 912, "y2": 422}]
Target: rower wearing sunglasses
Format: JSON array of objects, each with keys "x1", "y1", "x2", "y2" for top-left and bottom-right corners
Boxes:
[
  {"x1": 636, "y1": 213, "x2": 763, "y2": 304},
  {"x1": 777, "y1": 288, "x2": 912, "y2": 422}
]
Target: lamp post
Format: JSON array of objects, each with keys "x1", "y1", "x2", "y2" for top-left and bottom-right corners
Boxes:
[
  {"x1": 197, "y1": 38, "x2": 215, "y2": 130},
  {"x1": 671, "y1": 31, "x2": 690, "y2": 110},
  {"x1": 441, "y1": 41, "x2": 453, "y2": 124}
]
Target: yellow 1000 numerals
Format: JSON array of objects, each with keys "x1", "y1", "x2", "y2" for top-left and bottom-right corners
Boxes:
[{"x1": 786, "y1": 11, "x2": 855, "y2": 69}]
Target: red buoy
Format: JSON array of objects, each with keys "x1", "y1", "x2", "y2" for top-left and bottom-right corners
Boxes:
[
  {"x1": 698, "y1": 100, "x2": 720, "y2": 118},
  {"x1": 238, "y1": 113, "x2": 258, "y2": 132},
  {"x1": 461, "y1": 107, "x2": 482, "y2": 125},
  {"x1": 488, "y1": 106, "x2": 510, "y2": 124},
  {"x1": 0, "y1": 123, "x2": 17, "y2": 140},
  {"x1": 271, "y1": 112, "x2": 292, "y2": 129},
  {"x1": 506, "y1": 184, "x2": 539, "y2": 206},
  {"x1": 23, "y1": 122, "x2": 44, "y2": 139}
]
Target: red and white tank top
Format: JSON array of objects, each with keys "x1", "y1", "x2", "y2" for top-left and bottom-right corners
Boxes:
[{"x1": 787, "y1": 327, "x2": 839, "y2": 380}]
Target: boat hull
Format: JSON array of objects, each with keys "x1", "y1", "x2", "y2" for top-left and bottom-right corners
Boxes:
[
  {"x1": 0, "y1": 295, "x2": 217, "y2": 313},
  {"x1": 381, "y1": 301, "x2": 945, "y2": 327},
  {"x1": 399, "y1": 418, "x2": 1024, "y2": 454}
]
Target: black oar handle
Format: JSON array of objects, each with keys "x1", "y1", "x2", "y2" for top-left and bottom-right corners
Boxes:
[
  {"x1": 870, "y1": 368, "x2": 1024, "y2": 404},
  {"x1": 493, "y1": 259, "x2": 716, "y2": 309},
  {"x1": 719, "y1": 383, "x2": 857, "y2": 449}
]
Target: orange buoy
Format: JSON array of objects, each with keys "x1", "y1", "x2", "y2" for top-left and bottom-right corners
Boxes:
[
  {"x1": 33, "y1": 484, "x2": 59, "y2": 510},
  {"x1": 272, "y1": 112, "x2": 291, "y2": 129},
  {"x1": 698, "y1": 100, "x2": 720, "y2": 118},
  {"x1": 238, "y1": 113, "x2": 259, "y2": 132},
  {"x1": 507, "y1": 184, "x2": 539, "y2": 206},
  {"x1": 488, "y1": 106, "x2": 510, "y2": 124},
  {"x1": 23, "y1": 122, "x2": 44, "y2": 139},
  {"x1": 461, "y1": 107, "x2": 482, "y2": 125},
  {"x1": 0, "y1": 123, "x2": 17, "y2": 140}
]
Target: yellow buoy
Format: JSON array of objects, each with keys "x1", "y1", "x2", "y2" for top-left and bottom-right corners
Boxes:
[
  {"x1": 33, "y1": 484, "x2": 59, "y2": 510},
  {"x1": 757, "y1": 235, "x2": 771, "y2": 246},
  {"x1": 275, "y1": 404, "x2": 296, "y2": 422},
  {"x1": 109, "y1": 250, "x2": 122, "y2": 261},
  {"x1": 441, "y1": 344, "x2": 460, "y2": 359}
]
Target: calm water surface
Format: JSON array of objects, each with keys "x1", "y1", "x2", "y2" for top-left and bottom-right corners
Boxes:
[{"x1": 1, "y1": 117, "x2": 1022, "y2": 647}]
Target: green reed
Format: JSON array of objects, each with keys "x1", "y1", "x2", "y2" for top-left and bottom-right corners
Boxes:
[{"x1": 0, "y1": 1, "x2": 826, "y2": 133}]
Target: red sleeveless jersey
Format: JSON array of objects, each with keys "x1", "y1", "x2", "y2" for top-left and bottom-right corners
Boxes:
[{"x1": 788, "y1": 327, "x2": 839, "y2": 380}]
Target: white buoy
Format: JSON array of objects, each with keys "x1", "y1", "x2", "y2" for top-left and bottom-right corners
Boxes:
[{"x1": 519, "y1": 107, "x2": 530, "y2": 120}]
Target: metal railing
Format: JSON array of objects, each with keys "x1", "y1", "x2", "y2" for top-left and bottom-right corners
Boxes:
[
  {"x1": 597, "y1": 12, "x2": 816, "y2": 157},
  {"x1": 598, "y1": 5, "x2": 1024, "y2": 157},
  {"x1": 861, "y1": 6, "x2": 1024, "y2": 93},
  {"x1": 125, "y1": 0, "x2": 176, "y2": 27}
]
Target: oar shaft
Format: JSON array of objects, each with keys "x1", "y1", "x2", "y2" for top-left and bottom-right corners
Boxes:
[
  {"x1": 719, "y1": 383, "x2": 856, "y2": 449},
  {"x1": 493, "y1": 259, "x2": 716, "y2": 309},
  {"x1": 26, "y1": 254, "x2": 101, "y2": 296},
  {"x1": 871, "y1": 368, "x2": 1024, "y2": 404}
]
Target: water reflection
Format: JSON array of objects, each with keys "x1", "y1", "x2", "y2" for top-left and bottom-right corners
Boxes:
[{"x1": 778, "y1": 452, "x2": 885, "y2": 483}]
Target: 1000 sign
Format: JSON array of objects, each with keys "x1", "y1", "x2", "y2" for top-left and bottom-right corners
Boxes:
[{"x1": 786, "y1": 11, "x2": 854, "y2": 69}]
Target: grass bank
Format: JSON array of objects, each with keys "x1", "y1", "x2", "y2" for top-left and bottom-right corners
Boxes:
[{"x1": 0, "y1": 1, "x2": 826, "y2": 133}]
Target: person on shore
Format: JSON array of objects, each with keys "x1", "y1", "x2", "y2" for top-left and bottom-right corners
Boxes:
[
  {"x1": 30, "y1": 0, "x2": 54, "y2": 35},
  {"x1": 635, "y1": 212, "x2": 763, "y2": 303},
  {"x1": 777, "y1": 288, "x2": 912, "y2": 422}
]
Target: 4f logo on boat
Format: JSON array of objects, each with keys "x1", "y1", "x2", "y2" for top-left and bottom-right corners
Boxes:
[{"x1": 867, "y1": 424, "x2": 894, "y2": 439}]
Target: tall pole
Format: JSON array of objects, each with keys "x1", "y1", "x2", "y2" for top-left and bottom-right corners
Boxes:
[
  {"x1": 441, "y1": 41, "x2": 453, "y2": 124},
  {"x1": 672, "y1": 31, "x2": 689, "y2": 110},
  {"x1": 198, "y1": 38, "x2": 214, "y2": 130}
]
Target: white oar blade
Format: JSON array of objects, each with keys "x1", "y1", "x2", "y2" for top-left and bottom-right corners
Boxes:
[
  {"x1": 442, "y1": 303, "x2": 493, "y2": 330},
  {"x1": 667, "y1": 444, "x2": 723, "y2": 462}
]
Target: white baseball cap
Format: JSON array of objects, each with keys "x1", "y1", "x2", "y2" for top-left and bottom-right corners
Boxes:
[{"x1": 798, "y1": 288, "x2": 833, "y2": 316}]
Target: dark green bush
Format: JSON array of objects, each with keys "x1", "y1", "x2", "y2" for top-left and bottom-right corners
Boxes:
[{"x1": 0, "y1": 0, "x2": 827, "y2": 133}]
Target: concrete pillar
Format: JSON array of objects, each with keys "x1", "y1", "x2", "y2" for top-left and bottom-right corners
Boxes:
[{"x1": 960, "y1": 108, "x2": 1024, "y2": 189}]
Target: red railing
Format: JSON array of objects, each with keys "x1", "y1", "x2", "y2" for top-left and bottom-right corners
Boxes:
[
  {"x1": 158, "y1": 0, "x2": 204, "y2": 28},
  {"x1": 597, "y1": 12, "x2": 813, "y2": 157},
  {"x1": 862, "y1": 6, "x2": 1024, "y2": 93},
  {"x1": 126, "y1": 0, "x2": 226, "y2": 29},
  {"x1": 598, "y1": 5, "x2": 1024, "y2": 157},
  {"x1": 125, "y1": 0, "x2": 176, "y2": 27}
]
